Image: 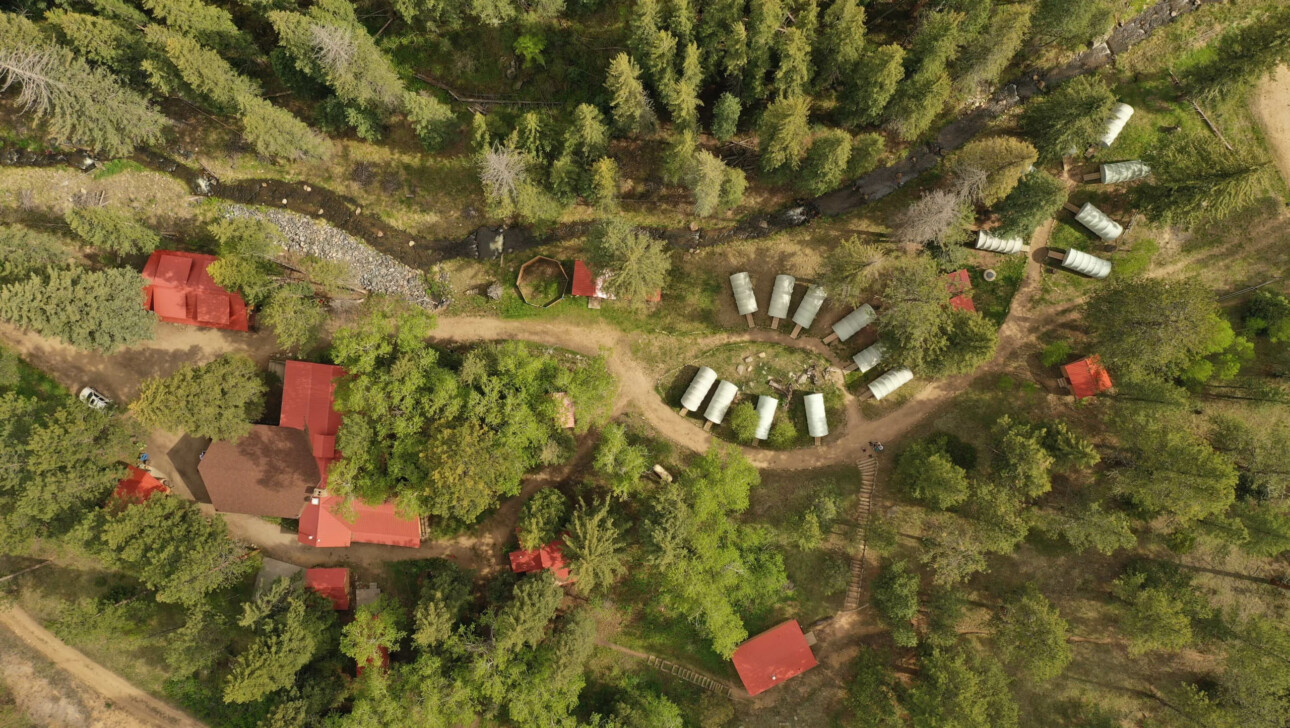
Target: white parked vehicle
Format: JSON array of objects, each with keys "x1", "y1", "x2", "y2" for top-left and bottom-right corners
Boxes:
[{"x1": 78, "y1": 386, "x2": 112, "y2": 410}]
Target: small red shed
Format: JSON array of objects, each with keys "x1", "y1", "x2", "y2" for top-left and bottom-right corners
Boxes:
[
  {"x1": 1061, "y1": 355, "x2": 1113, "y2": 399},
  {"x1": 114, "y1": 466, "x2": 170, "y2": 504},
  {"x1": 305, "y1": 567, "x2": 351, "y2": 611},
  {"x1": 508, "y1": 540, "x2": 573, "y2": 583},
  {"x1": 731, "y1": 620, "x2": 819, "y2": 696}
]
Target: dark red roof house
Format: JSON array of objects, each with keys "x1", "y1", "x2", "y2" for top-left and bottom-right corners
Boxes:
[
  {"x1": 305, "y1": 567, "x2": 352, "y2": 611},
  {"x1": 298, "y1": 495, "x2": 423, "y2": 548},
  {"x1": 280, "y1": 361, "x2": 346, "y2": 488},
  {"x1": 508, "y1": 540, "x2": 573, "y2": 583},
  {"x1": 142, "y1": 250, "x2": 249, "y2": 331},
  {"x1": 731, "y1": 620, "x2": 819, "y2": 696},
  {"x1": 114, "y1": 466, "x2": 170, "y2": 504},
  {"x1": 1061, "y1": 355, "x2": 1113, "y2": 399}
]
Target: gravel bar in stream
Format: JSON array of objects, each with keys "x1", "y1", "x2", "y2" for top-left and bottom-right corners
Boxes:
[{"x1": 224, "y1": 205, "x2": 440, "y2": 310}]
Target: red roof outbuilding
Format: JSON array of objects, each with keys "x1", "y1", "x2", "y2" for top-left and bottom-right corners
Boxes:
[
  {"x1": 305, "y1": 567, "x2": 351, "y2": 611},
  {"x1": 298, "y1": 495, "x2": 423, "y2": 548},
  {"x1": 508, "y1": 540, "x2": 573, "y2": 583},
  {"x1": 1061, "y1": 355, "x2": 1113, "y2": 399},
  {"x1": 731, "y1": 620, "x2": 818, "y2": 696},
  {"x1": 114, "y1": 466, "x2": 170, "y2": 504},
  {"x1": 142, "y1": 251, "x2": 249, "y2": 331},
  {"x1": 949, "y1": 294, "x2": 977, "y2": 313},
  {"x1": 571, "y1": 260, "x2": 598, "y2": 298},
  {"x1": 280, "y1": 361, "x2": 346, "y2": 487},
  {"x1": 944, "y1": 269, "x2": 972, "y2": 296}
]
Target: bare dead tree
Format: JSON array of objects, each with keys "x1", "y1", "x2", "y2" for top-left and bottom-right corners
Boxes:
[
  {"x1": 889, "y1": 189, "x2": 968, "y2": 246},
  {"x1": 309, "y1": 23, "x2": 357, "y2": 74},
  {"x1": 0, "y1": 47, "x2": 63, "y2": 117},
  {"x1": 950, "y1": 165, "x2": 989, "y2": 203},
  {"x1": 478, "y1": 144, "x2": 529, "y2": 205}
]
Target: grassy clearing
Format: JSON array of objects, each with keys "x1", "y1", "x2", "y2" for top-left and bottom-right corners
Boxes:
[
  {"x1": 968, "y1": 255, "x2": 1028, "y2": 326},
  {"x1": 92, "y1": 159, "x2": 147, "y2": 180}
]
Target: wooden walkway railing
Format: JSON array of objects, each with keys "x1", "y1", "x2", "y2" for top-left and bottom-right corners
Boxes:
[
  {"x1": 843, "y1": 458, "x2": 880, "y2": 612},
  {"x1": 645, "y1": 654, "x2": 737, "y2": 698}
]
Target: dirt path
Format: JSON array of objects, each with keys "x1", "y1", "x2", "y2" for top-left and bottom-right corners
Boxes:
[
  {"x1": 0, "y1": 608, "x2": 204, "y2": 728},
  {"x1": 1253, "y1": 65, "x2": 1290, "y2": 189}
]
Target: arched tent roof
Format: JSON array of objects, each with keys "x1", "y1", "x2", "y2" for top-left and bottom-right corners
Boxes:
[
  {"x1": 1100, "y1": 160, "x2": 1151, "y2": 184},
  {"x1": 1061, "y1": 249, "x2": 1112, "y2": 279},
  {"x1": 754, "y1": 395, "x2": 779, "y2": 440},
  {"x1": 791, "y1": 285, "x2": 827, "y2": 329},
  {"x1": 768, "y1": 275, "x2": 795, "y2": 319},
  {"x1": 730, "y1": 272, "x2": 758, "y2": 315},
  {"x1": 975, "y1": 230, "x2": 1026, "y2": 255},
  {"x1": 851, "y1": 342, "x2": 886, "y2": 374},
  {"x1": 831, "y1": 304, "x2": 876, "y2": 342},
  {"x1": 680, "y1": 367, "x2": 718, "y2": 412},
  {"x1": 1099, "y1": 103, "x2": 1134, "y2": 147},
  {"x1": 704, "y1": 380, "x2": 739, "y2": 424},
  {"x1": 1074, "y1": 203, "x2": 1123, "y2": 241},
  {"x1": 868, "y1": 368, "x2": 914, "y2": 401},
  {"x1": 804, "y1": 393, "x2": 828, "y2": 438}
]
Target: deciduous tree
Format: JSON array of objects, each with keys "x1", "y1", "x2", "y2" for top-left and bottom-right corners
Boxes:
[
  {"x1": 518, "y1": 488, "x2": 569, "y2": 550},
  {"x1": 871, "y1": 559, "x2": 920, "y2": 646},
  {"x1": 342, "y1": 595, "x2": 406, "y2": 667},
  {"x1": 992, "y1": 584, "x2": 1072, "y2": 681}
]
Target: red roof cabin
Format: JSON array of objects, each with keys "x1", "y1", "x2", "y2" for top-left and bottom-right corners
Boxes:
[
  {"x1": 571, "y1": 260, "x2": 661, "y2": 307},
  {"x1": 280, "y1": 361, "x2": 346, "y2": 488},
  {"x1": 114, "y1": 466, "x2": 170, "y2": 504},
  {"x1": 298, "y1": 495, "x2": 423, "y2": 548},
  {"x1": 142, "y1": 251, "x2": 249, "y2": 331},
  {"x1": 305, "y1": 567, "x2": 352, "y2": 611},
  {"x1": 508, "y1": 540, "x2": 573, "y2": 584},
  {"x1": 1061, "y1": 355, "x2": 1114, "y2": 399},
  {"x1": 731, "y1": 620, "x2": 819, "y2": 696}
]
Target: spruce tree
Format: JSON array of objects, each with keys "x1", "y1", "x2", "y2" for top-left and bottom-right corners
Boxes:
[
  {"x1": 1186, "y1": 6, "x2": 1290, "y2": 100},
  {"x1": 666, "y1": 42, "x2": 702, "y2": 129},
  {"x1": 884, "y1": 68, "x2": 951, "y2": 142},
  {"x1": 814, "y1": 0, "x2": 866, "y2": 88},
  {"x1": 405, "y1": 91, "x2": 457, "y2": 151},
  {"x1": 0, "y1": 267, "x2": 155, "y2": 353},
  {"x1": 840, "y1": 44, "x2": 904, "y2": 127},
  {"x1": 758, "y1": 94, "x2": 812, "y2": 172},
  {"x1": 799, "y1": 128, "x2": 853, "y2": 196},
  {"x1": 130, "y1": 354, "x2": 268, "y2": 441},
  {"x1": 65, "y1": 207, "x2": 160, "y2": 257},
  {"x1": 773, "y1": 26, "x2": 812, "y2": 99},
  {"x1": 711, "y1": 92, "x2": 741, "y2": 141},
  {"x1": 744, "y1": 0, "x2": 783, "y2": 101},
  {"x1": 590, "y1": 157, "x2": 620, "y2": 212},
  {"x1": 605, "y1": 53, "x2": 656, "y2": 136},
  {"x1": 1139, "y1": 134, "x2": 1275, "y2": 226},
  {"x1": 1019, "y1": 76, "x2": 1115, "y2": 160}
]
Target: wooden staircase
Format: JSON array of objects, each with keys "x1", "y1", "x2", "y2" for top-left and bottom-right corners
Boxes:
[
  {"x1": 843, "y1": 459, "x2": 880, "y2": 612},
  {"x1": 645, "y1": 654, "x2": 736, "y2": 697}
]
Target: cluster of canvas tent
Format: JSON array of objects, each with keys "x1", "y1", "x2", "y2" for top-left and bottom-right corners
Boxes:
[{"x1": 677, "y1": 365, "x2": 834, "y2": 445}]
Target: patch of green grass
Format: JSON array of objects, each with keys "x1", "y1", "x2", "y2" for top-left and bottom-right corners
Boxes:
[
  {"x1": 1115, "y1": 237, "x2": 1158, "y2": 277},
  {"x1": 969, "y1": 255, "x2": 1027, "y2": 326},
  {"x1": 93, "y1": 159, "x2": 147, "y2": 180}
]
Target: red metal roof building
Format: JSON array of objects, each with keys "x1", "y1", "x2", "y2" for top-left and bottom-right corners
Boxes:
[
  {"x1": 1061, "y1": 355, "x2": 1113, "y2": 399},
  {"x1": 305, "y1": 567, "x2": 352, "y2": 610},
  {"x1": 280, "y1": 361, "x2": 346, "y2": 488},
  {"x1": 508, "y1": 540, "x2": 573, "y2": 583},
  {"x1": 142, "y1": 251, "x2": 249, "y2": 331},
  {"x1": 571, "y1": 260, "x2": 662, "y2": 303},
  {"x1": 944, "y1": 269, "x2": 972, "y2": 296},
  {"x1": 297, "y1": 495, "x2": 423, "y2": 548},
  {"x1": 731, "y1": 620, "x2": 819, "y2": 696},
  {"x1": 114, "y1": 466, "x2": 170, "y2": 504},
  {"x1": 949, "y1": 294, "x2": 977, "y2": 313}
]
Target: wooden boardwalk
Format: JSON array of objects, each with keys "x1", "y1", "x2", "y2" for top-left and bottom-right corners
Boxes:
[
  {"x1": 597, "y1": 640, "x2": 741, "y2": 699},
  {"x1": 843, "y1": 458, "x2": 880, "y2": 612}
]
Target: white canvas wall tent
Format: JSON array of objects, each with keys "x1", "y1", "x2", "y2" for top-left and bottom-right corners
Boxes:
[
  {"x1": 826, "y1": 304, "x2": 876, "y2": 343},
  {"x1": 1099, "y1": 160, "x2": 1151, "y2": 184},
  {"x1": 975, "y1": 230, "x2": 1028, "y2": 255},
  {"x1": 679, "y1": 366, "x2": 718, "y2": 414},
  {"x1": 850, "y1": 342, "x2": 886, "y2": 374},
  {"x1": 1074, "y1": 203, "x2": 1124, "y2": 241},
  {"x1": 1099, "y1": 103, "x2": 1134, "y2": 147},
  {"x1": 1060, "y1": 248, "x2": 1112, "y2": 279},
  {"x1": 704, "y1": 380, "x2": 739, "y2": 429},
  {"x1": 804, "y1": 393, "x2": 828, "y2": 442},
  {"x1": 768, "y1": 274, "x2": 795, "y2": 327},
  {"x1": 790, "y1": 285, "x2": 827, "y2": 338},
  {"x1": 731, "y1": 272, "x2": 758, "y2": 327},
  {"x1": 754, "y1": 395, "x2": 779, "y2": 440},
  {"x1": 867, "y1": 368, "x2": 914, "y2": 401}
]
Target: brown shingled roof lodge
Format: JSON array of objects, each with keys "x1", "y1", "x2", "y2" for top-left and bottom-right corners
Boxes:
[{"x1": 198, "y1": 425, "x2": 321, "y2": 518}]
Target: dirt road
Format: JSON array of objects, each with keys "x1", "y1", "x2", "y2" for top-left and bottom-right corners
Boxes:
[
  {"x1": 0, "y1": 608, "x2": 204, "y2": 728},
  {"x1": 1253, "y1": 65, "x2": 1290, "y2": 189}
]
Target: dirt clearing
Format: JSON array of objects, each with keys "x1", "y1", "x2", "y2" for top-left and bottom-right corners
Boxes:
[{"x1": 1253, "y1": 65, "x2": 1290, "y2": 189}]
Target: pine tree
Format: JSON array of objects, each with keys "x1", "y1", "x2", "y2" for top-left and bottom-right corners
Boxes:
[
  {"x1": 268, "y1": 5, "x2": 405, "y2": 113},
  {"x1": 884, "y1": 68, "x2": 951, "y2": 142},
  {"x1": 995, "y1": 170, "x2": 1068, "y2": 239},
  {"x1": 341, "y1": 596, "x2": 406, "y2": 667},
  {"x1": 130, "y1": 354, "x2": 268, "y2": 441},
  {"x1": 944, "y1": 136, "x2": 1038, "y2": 205},
  {"x1": 690, "y1": 150, "x2": 729, "y2": 217},
  {"x1": 744, "y1": 0, "x2": 783, "y2": 101},
  {"x1": 0, "y1": 267, "x2": 155, "y2": 353},
  {"x1": 64, "y1": 207, "x2": 160, "y2": 257},
  {"x1": 1019, "y1": 76, "x2": 1115, "y2": 160},
  {"x1": 45, "y1": 10, "x2": 144, "y2": 78},
  {"x1": 605, "y1": 53, "x2": 656, "y2": 136},
  {"x1": 0, "y1": 17, "x2": 166, "y2": 157},
  {"x1": 758, "y1": 94, "x2": 812, "y2": 172},
  {"x1": 799, "y1": 128, "x2": 853, "y2": 196},
  {"x1": 0, "y1": 226, "x2": 73, "y2": 284},
  {"x1": 586, "y1": 219, "x2": 672, "y2": 302},
  {"x1": 1032, "y1": 0, "x2": 1115, "y2": 51},
  {"x1": 140, "y1": 0, "x2": 251, "y2": 54},
  {"x1": 953, "y1": 4, "x2": 1032, "y2": 102},
  {"x1": 590, "y1": 157, "x2": 620, "y2": 212},
  {"x1": 666, "y1": 42, "x2": 702, "y2": 129},
  {"x1": 661, "y1": 128, "x2": 697, "y2": 185},
  {"x1": 839, "y1": 44, "x2": 904, "y2": 127},
  {"x1": 629, "y1": 0, "x2": 662, "y2": 67},
  {"x1": 711, "y1": 92, "x2": 741, "y2": 140},
  {"x1": 814, "y1": 0, "x2": 866, "y2": 88},
  {"x1": 774, "y1": 26, "x2": 812, "y2": 99},
  {"x1": 1139, "y1": 134, "x2": 1275, "y2": 226},
  {"x1": 1186, "y1": 6, "x2": 1290, "y2": 100}
]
